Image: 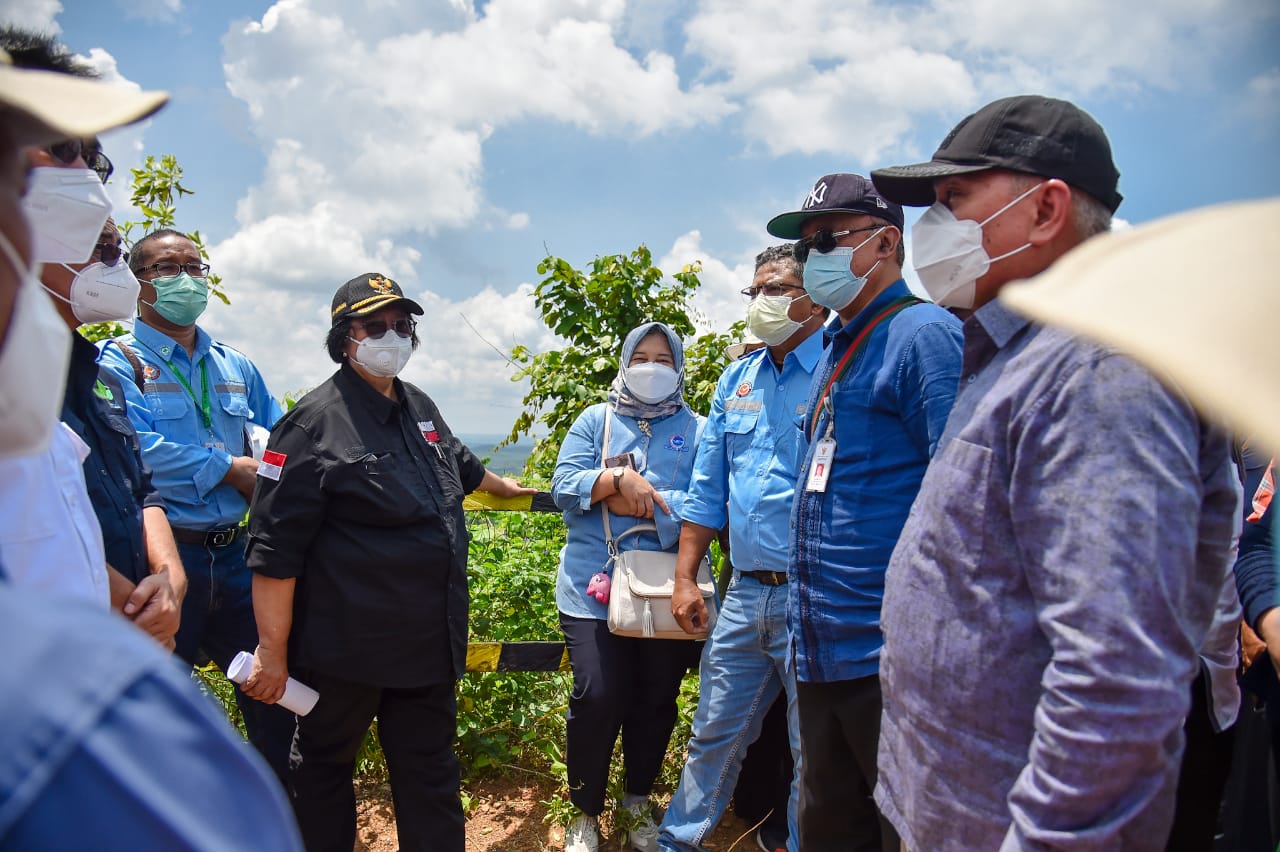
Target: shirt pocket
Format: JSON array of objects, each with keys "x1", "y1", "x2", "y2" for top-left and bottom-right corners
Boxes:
[
  {"x1": 327, "y1": 447, "x2": 438, "y2": 527},
  {"x1": 146, "y1": 389, "x2": 190, "y2": 426},
  {"x1": 908, "y1": 437, "x2": 993, "y2": 578},
  {"x1": 723, "y1": 405, "x2": 760, "y2": 458}
]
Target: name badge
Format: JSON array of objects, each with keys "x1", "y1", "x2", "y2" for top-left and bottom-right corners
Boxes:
[{"x1": 805, "y1": 438, "x2": 836, "y2": 492}]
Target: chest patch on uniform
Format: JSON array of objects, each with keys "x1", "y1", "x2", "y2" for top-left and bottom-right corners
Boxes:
[
  {"x1": 725, "y1": 398, "x2": 762, "y2": 413},
  {"x1": 257, "y1": 449, "x2": 287, "y2": 481},
  {"x1": 418, "y1": 420, "x2": 440, "y2": 443},
  {"x1": 735, "y1": 381, "x2": 752, "y2": 397},
  {"x1": 142, "y1": 364, "x2": 161, "y2": 381},
  {"x1": 666, "y1": 434, "x2": 687, "y2": 452},
  {"x1": 92, "y1": 379, "x2": 114, "y2": 402}
]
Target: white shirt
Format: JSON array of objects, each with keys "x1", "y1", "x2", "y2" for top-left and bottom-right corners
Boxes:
[{"x1": 0, "y1": 421, "x2": 108, "y2": 606}]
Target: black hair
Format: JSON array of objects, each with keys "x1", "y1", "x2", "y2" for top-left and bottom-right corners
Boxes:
[
  {"x1": 128, "y1": 228, "x2": 191, "y2": 274},
  {"x1": 0, "y1": 28, "x2": 97, "y2": 78},
  {"x1": 325, "y1": 316, "x2": 420, "y2": 364}
]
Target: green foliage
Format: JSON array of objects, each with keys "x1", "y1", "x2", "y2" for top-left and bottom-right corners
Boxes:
[{"x1": 505, "y1": 245, "x2": 736, "y2": 478}]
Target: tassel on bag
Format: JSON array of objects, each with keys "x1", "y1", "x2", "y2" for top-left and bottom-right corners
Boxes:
[{"x1": 642, "y1": 599, "x2": 654, "y2": 637}]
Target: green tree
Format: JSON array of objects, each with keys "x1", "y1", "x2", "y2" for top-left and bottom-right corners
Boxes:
[
  {"x1": 81, "y1": 154, "x2": 224, "y2": 344},
  {"x1": 505, "y1": 245, "x2": 739, "y2": 477}
]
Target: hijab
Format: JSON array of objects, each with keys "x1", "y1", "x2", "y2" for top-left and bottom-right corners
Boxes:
[{"x1": 607, "y1": 321, "x2": 686, "y2": 421}]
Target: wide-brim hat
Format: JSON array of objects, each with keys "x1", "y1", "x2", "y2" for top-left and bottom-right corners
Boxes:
[
  {"x1": 871, "y1": 95, "x2": 1123, "y2": 213},
  {"x1": 1001, "y1": 197, "x2": 1280, "y2": 454},
  {"x1": 330, "y1": 273, "x2": 424, "y2": 324},
  {"x1": 0, "y1": 49, "x2": 168, "y2": 147}
]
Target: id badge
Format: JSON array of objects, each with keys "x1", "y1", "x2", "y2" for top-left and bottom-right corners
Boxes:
[{"x1": 805, "y1": 438, "x2": 836, "y2": 492}]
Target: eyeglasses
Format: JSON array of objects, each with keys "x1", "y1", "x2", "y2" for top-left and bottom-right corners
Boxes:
[
  {"x1": 47, "y1": 139, "x2": 114, "y2": 184},
  {"x1": 792, "y1": 226, "x2": 881, "y2": 262},
  {"x1": 351, "y1": 317, "x2": 416, "y2": 338},
  {"x1": 139, "y1": 261, "x2": 211, "y2": 279},
  {"x1": 92, "y1": 241, "x2": 126, "y2": 267},
  {"x1": 740, "y1": 283, "x2": 805, "y2": 301}
]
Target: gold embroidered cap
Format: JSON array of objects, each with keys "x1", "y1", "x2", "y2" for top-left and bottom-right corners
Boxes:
[{"x1": 330, "y1": 272, "x2": 424, "y2": 325}]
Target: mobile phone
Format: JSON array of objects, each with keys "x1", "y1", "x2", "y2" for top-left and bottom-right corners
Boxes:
[{"x1": 604, "y1": 452, "x2": 637, "y2": 470}]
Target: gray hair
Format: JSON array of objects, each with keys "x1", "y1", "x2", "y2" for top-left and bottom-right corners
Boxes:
[{"x1": 1008, "y1": 172, "x2": 1112, "y2": 240}]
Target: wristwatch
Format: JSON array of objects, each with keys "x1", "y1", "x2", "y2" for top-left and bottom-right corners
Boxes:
[{"x1": 612, "y1": 467, "x2": 625, "y2": 493}]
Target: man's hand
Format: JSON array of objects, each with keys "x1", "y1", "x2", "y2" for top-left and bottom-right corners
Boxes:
[
  {"x1": 1257, "y1": 608, "x2": 1280, "y2": 683},
  {"x1": 481, "y1": 472, "x2": 538, "y2": 499},
  {"x1": 123, "y1": 573, "x2": 181, "y2": 650},
  {"x1": 671, "y1": 576, "x2": 709, "y2": 635},
  {"x1": 242, "y1": 644, "x2": 289, "y2": 704},
  {"x1": 222, "y1": 455, "x2": 260, "y2": 501}
]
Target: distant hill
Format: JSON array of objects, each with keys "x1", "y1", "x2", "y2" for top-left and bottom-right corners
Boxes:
[{"x1": 459, "y1": 434, "x2": 534, "y2": 475}]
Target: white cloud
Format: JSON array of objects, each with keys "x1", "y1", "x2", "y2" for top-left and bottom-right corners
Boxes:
[
  {"x1": 0, "y1": 0, "x2": 61, "y2": 31},
  {"x1": 658, "y1": 230, "x2": 749, "y2": 336}
]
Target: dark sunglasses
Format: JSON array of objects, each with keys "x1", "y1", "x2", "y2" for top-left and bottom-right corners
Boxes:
[
  {"x1": 352, "y1": 317, "x2": 416, "y2": 338},
  {"x1": 47, "y1": 139, "x2": 114, "y2": 184},
  {"x1": 792, "y1": 225, "x2": 881, "y2": 263},
  {"x1": 92, "y1": 241, "x2": 126, "y2": 267}
]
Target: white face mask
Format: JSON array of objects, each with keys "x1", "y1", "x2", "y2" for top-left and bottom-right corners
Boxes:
[
  {"x1": 350, "y1": 329, "x2": 414, "y2": 378},
  {"x1": 0, "y1": 226, "x2": 73, "y2": 459},
  {"x1": 21, "y1": 167, "x2": 113, "y2": 264},
  {"x1": 46, "y1": 259, "x2": 141, "y2": 324},
  {"x1": 911, "y1": 181, "x2": 1045, "y2": 309},
  {"x1": 746, "y1": 293, "x2": 805, "y2": 346},
  {"x1": 623, "y1": 362, "x2": 679, "y2": 404}
]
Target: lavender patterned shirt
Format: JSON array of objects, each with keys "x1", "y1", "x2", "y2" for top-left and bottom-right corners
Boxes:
[{"x1": 876, "y1": 299, "x2": 1240, "y2": 851}]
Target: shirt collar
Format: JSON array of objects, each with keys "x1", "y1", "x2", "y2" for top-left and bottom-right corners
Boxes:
[
  {"x1": 337, "y1": 361, "x2": 401, "y2": 423},
  {"x1": 785, "y1": 324, "x2": 826, "y2": 372},
  {"x1": 133, "y1": 318, "x2": 211, "y2": 363},
  {"x1": 973, "y1": 297, "x2": 1033, "y2": 348},
  {"x1": 824, "y1": 278, "x2": 912, "y2": 344},
  {"x1": 66, "y1": 331, "x2": 102, "y2": 397}
]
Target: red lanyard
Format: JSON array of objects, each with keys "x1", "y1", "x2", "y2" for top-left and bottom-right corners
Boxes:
[{"x1": 809, "y1": 296, "x2": 921, "y2": 438}]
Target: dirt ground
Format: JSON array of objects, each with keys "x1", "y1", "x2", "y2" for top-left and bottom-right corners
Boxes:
[{"x1": 354, "y1": 777, "x2": 769, "y2": 851}]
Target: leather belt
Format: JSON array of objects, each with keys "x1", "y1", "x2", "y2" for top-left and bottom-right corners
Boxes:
[
  {"x1": 171, "y1": 525, "x2": 243, "y2": 548},
  {"x1": 741, "y1": 569, "x2": 788, "y2": 586}
]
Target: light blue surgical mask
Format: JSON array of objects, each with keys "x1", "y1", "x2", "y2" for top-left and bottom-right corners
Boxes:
[
  {"x1": 145, "y1": 272, "x2": 209, "y2": 326},
  {"x1": 802, "y1": 227, "x2": 885, "y2": 311}
]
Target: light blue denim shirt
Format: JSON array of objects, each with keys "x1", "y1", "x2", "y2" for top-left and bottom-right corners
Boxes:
[
  {"x1": 877, "y1": 299, "x2": 1241, "y2": 851},
  {"x1": 683, "y1": 329, "x2": 823, "y2": 573},
  {"x1": 98, "y1": 321, "x2": 283, "y2": 529},
  {"x1": 790, "y1": 280, "x2": 963, "y2": 683},
  {"x1": 552, "y1": 402, "x2": 706, "y2": 620}
]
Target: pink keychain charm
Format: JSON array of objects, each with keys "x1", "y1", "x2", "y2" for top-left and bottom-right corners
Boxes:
[{"x1": 586, "y1": 572, "x2": 611, "y2": 604}]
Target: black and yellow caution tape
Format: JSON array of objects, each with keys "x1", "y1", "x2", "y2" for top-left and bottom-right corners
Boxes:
[
  {"x1": 465, "y1": 641, "x2": 570, "y2": 673},
  {"x1": 463, "y1": 490, "x2": 558, "y2": 513}
]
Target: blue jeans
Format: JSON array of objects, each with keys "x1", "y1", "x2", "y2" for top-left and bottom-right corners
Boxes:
[
  {"x1": 174, "y1": 539, "x2": 296, "y2": 784},
  {"x1": 658, "y1": 576, "x2": 800, "y2": 852}
]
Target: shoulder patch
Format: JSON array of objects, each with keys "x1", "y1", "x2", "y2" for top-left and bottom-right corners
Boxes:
[{"x1": 257, "y1": 449, "x2": 287, "y2": 481}]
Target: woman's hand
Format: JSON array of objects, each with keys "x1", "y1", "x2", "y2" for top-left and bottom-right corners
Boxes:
[
  {"x1": 242, "y1": 644, "x2": 289, "y2": 704},
  {"x1": 606, "y1": 467, "x2": 671, "y2": 518}
]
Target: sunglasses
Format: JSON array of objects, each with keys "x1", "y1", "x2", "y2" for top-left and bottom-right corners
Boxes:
[
  {"x1": 92, "y1": 241, "x2": 126, "y2": 267},
  {"x1": 792, "y1": 226, "x2": 881, "y2": 262},
  {"x1": 352, "y1": 317, "x2": 416, "y2": 338},
  {"x1": 47, "y1": 138, "x2": 114, "y2": 184}
]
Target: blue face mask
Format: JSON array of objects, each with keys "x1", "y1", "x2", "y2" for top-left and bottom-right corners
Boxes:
[
  {"x1": 802, "y1": 227, "x2": 884, "y2": 311},
  {"x1": 146, "y1": 272, "x2": 209, "y2": 326}
]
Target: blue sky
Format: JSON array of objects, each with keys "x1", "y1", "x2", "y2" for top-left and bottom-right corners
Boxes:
[{"x1": 7, "y1": 0, "x2": 1279, "y2": 438}]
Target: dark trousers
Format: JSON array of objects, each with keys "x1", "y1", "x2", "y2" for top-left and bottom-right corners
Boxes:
[
  {"x1": 732, "y1": 691, "x2": 792, "y2": 832},
  {"x1": 174, "y1": 539, "x2": 296, "y2": 784},
  {"x1": 796, "y1": 675, "x2": 899, "y2": 852},
  {"x1": 1167, "y1": 670, "x2": 1235, "y2": 851},
  {"x1": 291, "y1": 670, "x2": 462, "y2": 852},
  {"x1": 560, "y1": 613, "x2": 701, "y2": 816}
]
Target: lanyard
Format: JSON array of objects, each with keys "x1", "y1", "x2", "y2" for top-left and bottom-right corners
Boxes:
[
  {"x1": 809, "y1": 296, "x2": 921, "y2": 438},
  {"x1": 136, "y1": 339, "x2": 213, "y2": 428}
]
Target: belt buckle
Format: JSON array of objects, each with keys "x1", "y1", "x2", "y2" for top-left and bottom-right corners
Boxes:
[{"x1": 207, "y1": 529, "x2": 233, "y2": 548}]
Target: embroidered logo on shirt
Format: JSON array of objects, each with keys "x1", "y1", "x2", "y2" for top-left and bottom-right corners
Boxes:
[
  {"x1": 725, "y1": 399, "x2": 762, "y2": 413},
  {"x1": 257, "y1": 450, "x2": 287, "y2": 481},
  {"x1": 418, "y1": 420, "x2": 440, "y2": 443},
  {"x1": 92, "y1": 379, "x2": 113, "y2": 401},
  {"x1": 142, "y1": 364, "x2": 161, "y2": 381},
  {"x1": 667, "y1": 434, "x2": 686, "y2": 451},
  {"x1": 735, "y1": 381, "x2": 752, "y2": 397}
]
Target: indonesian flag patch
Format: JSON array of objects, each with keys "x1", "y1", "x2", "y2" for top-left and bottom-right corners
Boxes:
[
  {"x1": 418, "y1": 420, "x2": 440, "y2": 444},
  {"x1": 257, "y1": 449, "x2": 287, "y2": 481}
]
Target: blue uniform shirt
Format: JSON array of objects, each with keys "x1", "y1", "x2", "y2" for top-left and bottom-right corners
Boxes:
[
  {"x1": 790, "y1": 280, "x2": 963, "y2": 683},
  {"x1": 683, "y1": 329, "x2": 824, "y2": 573},
  {"x1": 98, "y1": 320, "x2": 284, "y2": 530},
  {"x1": 552, "y1": 402, "x2": 706, "y2": 620},
  {"x1": 61, "y1": 333, "x2": 164, "y2": 583}
]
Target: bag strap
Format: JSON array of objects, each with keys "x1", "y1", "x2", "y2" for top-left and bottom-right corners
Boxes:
[
  {"x1": 112, "y1": 337, "x2": 147, "y2": 391},
  {"x1": 599, "y1": 408, "x2": 660, "y2": 554}
]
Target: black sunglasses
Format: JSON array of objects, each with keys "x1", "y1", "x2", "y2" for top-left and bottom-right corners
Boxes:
[
  {"x1": 352, "y1": 317, "x2": 416, "y2": 338},
  {"x1": 792, "y1": 226, "x2": 881, "y2": 262},
  {"x1": 92, "y1": 241, "x2": 126, "y2": 267},
  {"x1": 47, "y1": 139, "x2": 114, "y2": 184}
]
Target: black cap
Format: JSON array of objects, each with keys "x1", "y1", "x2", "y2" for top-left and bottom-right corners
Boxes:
[
  {"x1": 871, "y1": 95, "x2": 1122, "y2": 212},
  {"x1": 330, "y1": 273, "x2": 424, "y2": 325},
  {"x1": 766, "y1": 173, "x2": 905, "y2": 239}
]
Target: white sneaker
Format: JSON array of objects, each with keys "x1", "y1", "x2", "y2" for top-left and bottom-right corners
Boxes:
[
  {"x1": 565, "y1": 813, "x2": 600, "y2": 852},
  {"x1": 624, "y1": 800, "x2": 659, "y2": 852}
]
